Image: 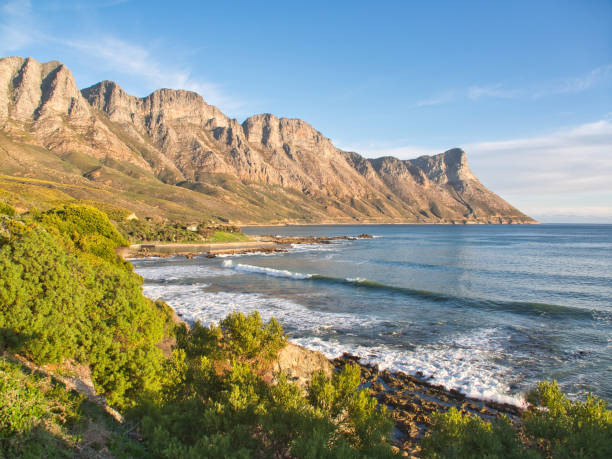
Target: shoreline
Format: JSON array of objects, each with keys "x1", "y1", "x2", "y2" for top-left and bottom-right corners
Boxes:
[
  {"x1": 162, "y1": 294, "x2": 524, "y2": 451},
  {"x1": 132, "y1": 246, "x2": 526, "y2": 414},
  {"x1": 131, "y1": 243, "x2": 527, "y2": 452},
  {"x1": 331, "y1": 354, "x2": 523, "y2": 452},
  {"x1": 123, "y1": 234, "x2": 372, "y2": 258},
  {"x1": 240, "y1": 221, "x2": 539, "y2": 228}
]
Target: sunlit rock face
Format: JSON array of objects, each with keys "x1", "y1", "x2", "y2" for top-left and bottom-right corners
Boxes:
[{"x1": 0, "y1": 56, "x2": 534, "y2": 224}]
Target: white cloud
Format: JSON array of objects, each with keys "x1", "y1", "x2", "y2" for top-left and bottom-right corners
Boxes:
[
  {"x1": 467, "y1": 84, "x2": 521, "y2": 100},
  {"x1": 534, "y1": 64, "x2": 612, "y2": 98},
  {"x1": 415, "y1": 90, "x2": 456, "y2": 107},
  {"x1": 0, "y1": 0, "x2": 34, "y2": 55},
  {"x1": 464, "y1": 120, "x2": 612, "y2": 220},
  {"x1": 335, "y1": 138, "x2": 440, "y2": 158},
  {"x1": 55, "y1": 35, "x2": 244, "y2": 112},
  {"x1": 414, "y1": 64, "x2": 612, "y2": 108},
  {"x1": 40, "y1": 0, "x2": 130, "y2": 10},
  {"x1": 0, "y1": 0, "x2": 245, "y2": 115}
]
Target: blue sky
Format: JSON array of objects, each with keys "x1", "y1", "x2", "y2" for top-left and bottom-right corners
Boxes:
[{"x1": 1, "y1": 0, "x2": 611, "y2": 221}]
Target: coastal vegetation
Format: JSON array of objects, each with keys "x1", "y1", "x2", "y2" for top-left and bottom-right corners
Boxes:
[
  {"x1": 421, "y1": 381, "x2": 611, "y2": 458},
  {"x1": 0, "y1": 202, "x2": 610, "y2": 457},
  {"x1": 117, "y1": 219, "x2": 248, "y2": 244},
  {"x1": 0, "y1": 204, "x2": 394, "y2": 457}
]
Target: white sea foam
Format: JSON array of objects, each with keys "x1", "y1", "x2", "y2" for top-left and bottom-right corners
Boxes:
[
  {"x1": 289, "y1": 243, "x2": 343, "y2": 253},
  {"x1": 221, "y1": 260, "x2": 313, "y2": 279},
  {"x1": 141, "y1": 283, "x2": 379, "y2": 332},
  {"x1": 345, "y1": 277, "x2": 367, "y2": 283},
  {"x1": 293, "y1": 328, "x2": 525, "y2": 407},
  {"x1": 134, "y1": 263, "x2": 234, "y2": 281},
  {"x1": 138, "y1": 258, "x2": 525, "y2": 407},
  {"x1": 215, "y1": 251, "x2": 279, "y2": 258}
]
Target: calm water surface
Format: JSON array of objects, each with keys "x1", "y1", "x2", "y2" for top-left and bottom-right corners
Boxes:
[{"x1": 132, "y1": 224, "x2": 612, "y2": 405}]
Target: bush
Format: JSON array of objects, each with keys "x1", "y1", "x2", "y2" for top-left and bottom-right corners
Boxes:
[
  {"x1": 0, "y1": 201, "x2": 15, "y2": 217},
  {"x1": 421, "y1": 407, "x2": 527, "y2": 459},
  {"x1": 136, "y1": 314, "x2": 396, "y2": 458},
  {"x1": 0, "y1": 207, "x2": 167, "y2": 408},
  {"x1": 38, "y1": 204, "x2": 127, "y2": 247},
  {"x1": 0, "y1": 204, "x2": 395, "y2": 456},
  {"x1": 220, "y1": 311, "x2": 286, "y2": 366},
  {"x1": 524, "y1": 381, "x2": 612, "y2": 458},
  {"x1": 421, "y1": 381, "x2": 611, "y2": 459},
  {"x1": 0, "y1": 219, "x2": 86, "y2": 363},
  {"x1": 308, "y1": 363, "x2": 395, "y2": 455}
]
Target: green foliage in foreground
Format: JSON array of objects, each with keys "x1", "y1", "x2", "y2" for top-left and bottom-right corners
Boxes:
[
  {"x1": 0, "y1": 206, "x2": 168, "y2": 408},
  {"x1": 0, "y1": 201, "x2": 15, "y2": 217},
  {"x1": 421, "y1": 381, "x2": 612, "y2": 459},
  {"x1": 135, "y1": 315, "x2": 395, "y2": 458},
  {"x1": 0, "y1": 205, "x2": 395, "y2": 456},
  {"x1": 523, "y1": 381, "x2": 612, "y2": 458},
  {"x1": 0, "y1": 357, "x2": 144, "y2": 458},
  {"x1": 3, "y1": 202, "x2": 608, "y2": 457}
]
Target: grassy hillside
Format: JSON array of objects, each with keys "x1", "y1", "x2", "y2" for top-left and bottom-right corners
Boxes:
[{"x1": 0, "y1": 132, "x2": 342, "y2": 225}]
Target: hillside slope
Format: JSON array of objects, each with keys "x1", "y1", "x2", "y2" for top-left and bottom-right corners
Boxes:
[{"x1": 0, "y1": 56, "x2": 533, "y2": 224}]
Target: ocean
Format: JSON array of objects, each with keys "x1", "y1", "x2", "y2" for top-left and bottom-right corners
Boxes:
[{"x1": 131, "y1": 224, "x2": 612, "y2": 406}]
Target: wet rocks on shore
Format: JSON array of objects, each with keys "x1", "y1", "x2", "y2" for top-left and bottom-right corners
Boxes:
[{"x1": 330, "y1": 353, "x2": 523, "y2": 454}]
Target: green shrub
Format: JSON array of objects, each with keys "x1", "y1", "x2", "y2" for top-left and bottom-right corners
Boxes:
[
  {"x1": 0, "y1": 209, "x2": 167, "y2": 408},
  {"x1": 0, "y1": 220, "x2": 85, "y2": 363},
  {"x1": 38, "y1": 204, "x2": 127, "y2": 247},
  {"x1": 421, "y1": 407, "x2": 527, "y2": 459},
  {"x1": 421, "y1": 381, "x2": 611, "y2": 459},
  {"x1": 0, "y1": 201, "x2": 15, "y2": 217},
  {"x1": 0, "y1": 204, "x2": 395, "y2": 456},
  {"x1": 220, "y1": 310, "x2": 286, "y2": 366},
  {"x1": 524, "y1": 381, "x2": 612, "y2": 458},
  {"x1": 308, "y1": 363, "x2": 395, "y2": 455},
  {"x1": 76, "y1": 200, "x2": 132, "y2": 221},
  {"x1": 136, "y1": 315, "x2": 395, "y2": 458}
]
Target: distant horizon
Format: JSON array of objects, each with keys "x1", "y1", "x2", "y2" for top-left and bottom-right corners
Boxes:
[{"x1": 1, "y1": 1, "x2": 610, "y2": 221}]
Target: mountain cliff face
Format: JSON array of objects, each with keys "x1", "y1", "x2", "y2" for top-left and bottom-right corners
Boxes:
[{"x1": 0, "y1": 56, "x2": 534, "y2": 224}]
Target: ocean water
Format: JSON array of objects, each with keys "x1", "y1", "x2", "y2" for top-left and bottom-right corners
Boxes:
[{"x1": 131, "y1": 224, "x2": 612, "y2": 406}]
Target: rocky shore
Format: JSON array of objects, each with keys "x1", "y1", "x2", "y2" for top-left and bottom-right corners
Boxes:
[
  {"x1": 331, "y1": 354, "x2": 522, "y2": 455},
  {"x1": 124, "y1": 234, "x2": 373, "y2": 258},
  {"x1": 162, "y1": 301, "x2": 521, "y2": 455}
]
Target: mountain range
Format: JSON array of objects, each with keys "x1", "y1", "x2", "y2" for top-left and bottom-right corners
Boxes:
[{"x1": 0, "y1": 56, "x2": 534, "y2": 224}]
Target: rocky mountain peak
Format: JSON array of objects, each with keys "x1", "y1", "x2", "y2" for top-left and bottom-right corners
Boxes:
[
  {"x1": 242, "y1": 113, "x2": 335, "y2": 155},
  {"x1": 0, "y1": 56, "x2": 84, "y2": 122},
  {"x1": 409, "y1": 148, "x2": 477, "y2": 186},
  {"x1": 0, "y1": 55, "x2": 534, "y2": 224}
]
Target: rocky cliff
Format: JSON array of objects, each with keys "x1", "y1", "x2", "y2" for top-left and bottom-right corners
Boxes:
[{"x1": 0, "y1": 56, "x2": 534, "y2": 224}]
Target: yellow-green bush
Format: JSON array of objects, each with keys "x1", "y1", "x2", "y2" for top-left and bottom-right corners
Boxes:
[
  {"x1": 1, "y1": 204, "x2": 395, "y2": 456},
  {"x1": 421, "y1": 381, "x2": 611, "y2": 458},
  {"x1": 0, "y1": 206, "x2": 166, "y2": 408},
  {"x1": 524, "y1": 381, "x2": 612, "y2": 458},
  {"x1": 0, "y1": 201, "x2": 15, "y2": 216},
  {"x1": 137, "y1": 314, "x2": 396, "y2": 458}
]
